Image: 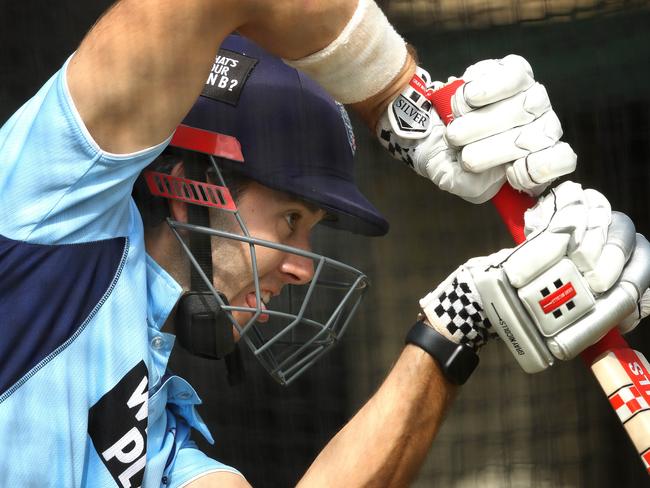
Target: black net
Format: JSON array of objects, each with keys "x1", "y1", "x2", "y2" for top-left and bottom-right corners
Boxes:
[{"x1": 380, "y1": 0, "x2": 650, "y2": 31}]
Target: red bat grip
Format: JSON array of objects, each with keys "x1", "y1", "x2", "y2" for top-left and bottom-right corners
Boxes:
[{"x1": 491, "y1": 184, "x2": 535, "y2": 245}]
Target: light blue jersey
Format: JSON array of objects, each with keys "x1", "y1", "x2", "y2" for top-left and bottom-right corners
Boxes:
[{"x1": 0, "y1": 57, "x2": 241, "y2": 487}]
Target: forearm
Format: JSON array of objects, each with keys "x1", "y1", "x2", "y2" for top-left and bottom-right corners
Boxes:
[
  {"x1": 68, "y1": 0, "x2": 356, "y2": 153},
  {"x1": 297, "y1": 345, "x2": 457, "y2": 488}
]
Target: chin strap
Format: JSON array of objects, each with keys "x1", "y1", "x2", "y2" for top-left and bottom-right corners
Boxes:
[
  {"x1": 174, "y1": 158, "x2": 245, "y2": 385},
  {"x1": 175, "y1": 291, "x2": 235, "y2": 359}
]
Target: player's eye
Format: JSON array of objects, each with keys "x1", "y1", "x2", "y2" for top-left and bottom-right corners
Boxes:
[{"x1": 285, "y1": 212, "x2": 300, "y2": 231}]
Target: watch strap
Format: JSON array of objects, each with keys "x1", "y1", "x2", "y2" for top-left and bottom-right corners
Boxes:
[{"x1": 405, "y1": 320, "x2": 479, "y2": 385}]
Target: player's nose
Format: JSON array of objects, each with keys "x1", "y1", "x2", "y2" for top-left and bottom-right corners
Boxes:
[{"x1": 279, "y1": 251, "x2": 315, "y2": 285}]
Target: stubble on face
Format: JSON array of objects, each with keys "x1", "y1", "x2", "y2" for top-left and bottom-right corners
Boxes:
[{"x1": 207, "y1": 205, "x2": 251, "y2": 302}]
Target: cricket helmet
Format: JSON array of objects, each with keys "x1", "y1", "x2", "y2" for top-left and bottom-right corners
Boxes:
[{"x1": 141, "y1": 34, "x2": 388, "y2": 385}]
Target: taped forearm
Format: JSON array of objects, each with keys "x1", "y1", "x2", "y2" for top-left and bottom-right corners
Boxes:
[
  {"x1": 350, "y1": 51, "x2": 416, "y2": 132},
  {"x1": 284, "y1": 0, "x2": 415, "y2": 130}
]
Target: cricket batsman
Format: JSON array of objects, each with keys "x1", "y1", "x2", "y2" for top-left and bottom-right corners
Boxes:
[{"x1": 0, "y1": 0, "x2": 647, "y2": 486}]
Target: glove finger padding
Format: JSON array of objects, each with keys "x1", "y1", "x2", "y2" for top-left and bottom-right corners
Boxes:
[
  {"x1": 582, "y1": 212, "x2": 636, "y2": 293},
  {"x1": 377, "y1": 56, "x2": 576, "y2": 203},
  {"x1": 454, "y1": 54, "x2": 534, "y2": 113},
  {"x1": 619, "y1": 288, "x2": 650, "y2": 334},
  {"x1": 523, "y1": 182, "x2": 634, "y2": 293},
  {"x1": 460, "y1": 110, "x2": 564, "y2": 173},
  {"x1": 524, "y1": 181, "x2": 578, "y2": 231},
  {"x1": 447, "y1": 83, "x2": 551, "y2": 147},
  {"x1": 506, "y1": 142, "x2": 577, "y2": 194}
]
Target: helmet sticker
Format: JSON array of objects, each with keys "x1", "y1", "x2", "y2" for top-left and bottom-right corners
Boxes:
[
  {"x1": 201, "y1": 48, "x2": 258, "y2": 106},
  {"x1": 336, "y1": 102, "x2": 357, "y2": 156}
]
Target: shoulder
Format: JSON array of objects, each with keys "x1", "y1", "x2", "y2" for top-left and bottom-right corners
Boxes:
[{"x1": 0, "y1": 57, "x2": 170, "y2": 243}]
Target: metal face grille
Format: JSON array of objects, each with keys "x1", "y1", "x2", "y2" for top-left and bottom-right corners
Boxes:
[{"x1": 170, "y1": 218, "x2": 369, "y2": 385}]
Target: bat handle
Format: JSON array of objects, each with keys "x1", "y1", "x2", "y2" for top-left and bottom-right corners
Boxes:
[
  {"x1": 429, "y1": 78, "x2": 650, "y2": 474},
  {"x1": 491, "y1": 184, "x2": 535, "y2": 244}
]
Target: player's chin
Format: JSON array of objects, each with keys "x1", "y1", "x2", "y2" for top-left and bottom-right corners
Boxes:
[
  {"x1": 231, "y1": 324, "x2": 242, "y2": 342},
  {"x1": 230, "y1": 310, "x2": 270, "y2": 340},
  {"x1": 228, "y1": 309, "x2": 270, "y2": 344}
]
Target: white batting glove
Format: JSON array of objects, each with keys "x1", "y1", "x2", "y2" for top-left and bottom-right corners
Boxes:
[
  {"x1": 619, "y1": 289, "x2": 650, "y2": 334},
  {"x1": 377, "y1": 55, "x2": 577, "y2": 203},
  {"x1": 525, "y1": 182, "x2": 650, "y2": 336},
  {"x1": 419, "y1": 182, "x2": 650, "y2": 372}
]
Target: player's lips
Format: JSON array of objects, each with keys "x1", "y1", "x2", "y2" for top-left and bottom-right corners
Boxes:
[{"x1": 244, "y1": 290, "x2": 274, "y2": 323}]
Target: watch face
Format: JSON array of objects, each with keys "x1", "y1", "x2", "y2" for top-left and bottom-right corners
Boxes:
[{"x1": 446, "y1": 344, "x2": 480, "y2": 385}]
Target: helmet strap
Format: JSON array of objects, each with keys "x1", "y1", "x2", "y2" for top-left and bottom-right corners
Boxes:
[
  {"x1": 175, "y1": 291, "x2": 234, "y2": 359},
  {"x1": 174, "y1": 158, "x2": 245, "y2": 384}
]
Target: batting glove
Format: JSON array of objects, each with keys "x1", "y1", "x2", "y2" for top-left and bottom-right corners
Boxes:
[
  {"x1": 377, "y1": 55, "x2": 577, "y2": 203},
  {"x1": 419, "y1": 182, "x2": 650, "y2": 372}
]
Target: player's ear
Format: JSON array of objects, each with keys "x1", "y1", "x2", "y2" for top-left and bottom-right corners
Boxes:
[{"x1": 168, "y1": 161, "x2": 188, "y2": 223}]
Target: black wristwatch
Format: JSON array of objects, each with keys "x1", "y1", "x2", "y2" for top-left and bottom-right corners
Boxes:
[{"x1": 405, "y1": 320, "x2": 479, "y2": 385}]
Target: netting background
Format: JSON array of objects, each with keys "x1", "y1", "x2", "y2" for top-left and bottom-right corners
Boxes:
[{"x1": 3, "y1": 1, "x2": 650, "y2": 486}]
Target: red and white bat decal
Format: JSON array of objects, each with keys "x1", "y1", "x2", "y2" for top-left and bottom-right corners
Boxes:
[{"x1": 592, "y1": 349, "x2": 650, "y2": 474}]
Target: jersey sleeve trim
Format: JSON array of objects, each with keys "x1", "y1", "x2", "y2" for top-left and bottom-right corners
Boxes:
[{"x1": 175, "y1": 468, "x2": 247, "y2": 488}]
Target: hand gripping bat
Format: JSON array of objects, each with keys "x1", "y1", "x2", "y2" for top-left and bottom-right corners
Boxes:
[{"x1": 430, "y1": 79, "x2": 650, "y2": 474}]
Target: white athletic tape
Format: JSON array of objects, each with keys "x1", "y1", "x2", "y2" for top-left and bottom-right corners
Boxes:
[{"x1": 285, "y1": 0, "x2": 407, "y2": 104}]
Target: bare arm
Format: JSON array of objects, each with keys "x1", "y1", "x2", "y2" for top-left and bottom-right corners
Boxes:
[
  {"x1": 67, "y1": 0, "x2": 358, "y2": 154},
  {"x1": 297, "y1": 345, "x2": 457, "y2": 487},
  {"x1": 186, "y1": 344, "x2": 455, "y2": 487}
]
